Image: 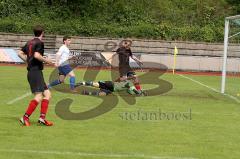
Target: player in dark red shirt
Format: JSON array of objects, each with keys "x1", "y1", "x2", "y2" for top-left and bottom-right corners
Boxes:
[
  {"x1": 18, "y1": 25, "x2": 54, "y2": 126},
  {"x1": 116, "y1": 40, "x2": 142, "y2": 81}
]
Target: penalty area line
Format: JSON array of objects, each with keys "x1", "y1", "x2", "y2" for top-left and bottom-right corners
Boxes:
[
  {"x1": 0, "y1": 149, "x2": 198, "y2": 159},
  {"x1": 6, "y1": 91, "x2": 31, "y2": 105},
  {"x1": 177, "y1": 74, "x2": 240, "y2": 103}
]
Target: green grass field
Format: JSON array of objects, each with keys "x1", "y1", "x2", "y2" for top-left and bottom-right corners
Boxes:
[{"x1": 0, "y1": 65, "x2": 240, "y2": 159}]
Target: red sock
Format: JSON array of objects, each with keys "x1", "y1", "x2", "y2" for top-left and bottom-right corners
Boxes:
[
  {"x1": 135, "y1": 84, "x2": 141, "y2": 90},
  {"x1": 24, "y1": 99, "x2": 39, "y2": 119},
  {"x1": 40, "y1": 99, "x2": 49, "y2": 119}
]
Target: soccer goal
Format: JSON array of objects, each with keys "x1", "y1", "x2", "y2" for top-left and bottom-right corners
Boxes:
[{"x1": 221, "y1": 15, "x2": 240, "y2": 95}]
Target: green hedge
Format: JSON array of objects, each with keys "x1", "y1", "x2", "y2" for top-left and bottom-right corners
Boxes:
[
  {"x1": 0, "y1": 0, "x2": 237, "y2": 42},
  {"x1": 0, "y1": 17, "x2": 225, "y2": 42}
]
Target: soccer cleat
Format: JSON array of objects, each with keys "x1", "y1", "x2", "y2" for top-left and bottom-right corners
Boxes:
[
  {"x1": 19, "y1": 117, "x2": 30, "y2": 126},
  {"x1": 38, "y1": 118, "x2": 53, "y2": 126}
]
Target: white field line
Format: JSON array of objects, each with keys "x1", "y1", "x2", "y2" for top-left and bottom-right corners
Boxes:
[
  {"x1": 177, "y1": 74, "x2": 240, "y2": 103},
  {"x1": 0, "y1": 149, "x2": 198, "y2": 159},
  {"x1": 6, "y1": 91, "x2": 31, "y2": 105},
  {"x1": 6, "y1": 74, "x2": 240, "y2": 105}
]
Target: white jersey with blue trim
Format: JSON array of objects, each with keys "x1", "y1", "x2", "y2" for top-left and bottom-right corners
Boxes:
[{"x1": 58, "y1": 45, "x2": 70, "y2": 66}]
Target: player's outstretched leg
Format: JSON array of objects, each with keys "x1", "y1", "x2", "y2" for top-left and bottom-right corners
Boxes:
[
  {"x1": 75, "y1": 81, "x2": 101, "y2": 88},
  {"x1": 68, "y1": 70, "x2": 77, "y2": 92},
  {"x1": 48, "y1": 75, "x2": 65, "y2": 89},
  {"x1": 38, "y1": 90, "x2": 53, "y2": 126},
  {"x1": 20, "y1": 93, "x2": 42, "y2": 126},
  {"x1": 70, "y1": 76, "x2": 76, "y2": 89},
  {"x1": 81, "y1": 90, "x2": 108, "y2": 96},
  {"x1": 48, "y1": 79, "x2": 62, "y2": 89},
  {"x1": 75, "y1": 81, "x2": 93, "y2": 87}
]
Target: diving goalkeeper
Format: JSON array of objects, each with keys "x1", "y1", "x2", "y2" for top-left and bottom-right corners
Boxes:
[{"x1": 75, "y1": 72, "x2": 147, "y2": 96}]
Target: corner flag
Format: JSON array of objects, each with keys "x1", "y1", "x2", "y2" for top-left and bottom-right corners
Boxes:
[{"x1": 172, "y1": 46, "x2": 178, "y2": 74}]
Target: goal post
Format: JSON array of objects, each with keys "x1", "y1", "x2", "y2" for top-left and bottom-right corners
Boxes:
[{"x1": 221, "y1": 15, "x2": 240, "y2": 94}]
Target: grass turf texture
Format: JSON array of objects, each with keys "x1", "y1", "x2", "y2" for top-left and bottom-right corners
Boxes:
[{"x1": 0, "y1": 65, "x2": 240, "y2": 159}]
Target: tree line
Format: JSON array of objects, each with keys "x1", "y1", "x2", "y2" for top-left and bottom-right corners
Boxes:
[{"x1": 0, "y1": 0, "x2": 239, "y2": 42}]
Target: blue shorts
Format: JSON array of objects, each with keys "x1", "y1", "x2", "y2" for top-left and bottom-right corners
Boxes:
[{"x1": 58, "y1": 64, "x2": 73, "y2": 76}]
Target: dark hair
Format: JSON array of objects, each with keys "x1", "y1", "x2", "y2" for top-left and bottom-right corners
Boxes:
[
  {"x1": 33, "y1": 25, "x2": 44, "y2": 37},
  {"x1": 63, "y1": 36, "x2": 71, "y2": 43}
]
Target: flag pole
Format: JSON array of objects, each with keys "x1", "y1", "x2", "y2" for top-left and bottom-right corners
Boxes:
[{"x1": 173, "y1": 46, "x2": 178, "y2": 74}]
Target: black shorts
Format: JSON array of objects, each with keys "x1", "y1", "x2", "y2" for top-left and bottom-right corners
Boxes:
[
  {"x1": 98, "y1": 81, "x2": 114, "y2": 93},
  {"x1": 119, "y1": 65, "x2": 132, "y2": 77},
  {"x1": 27, "y1": 70, "x2": 48, "y2": 93}
]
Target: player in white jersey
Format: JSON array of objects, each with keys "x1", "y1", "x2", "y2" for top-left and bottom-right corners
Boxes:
[{"x1": 48, "y1": 36, "x2": 76, "y2": 91}]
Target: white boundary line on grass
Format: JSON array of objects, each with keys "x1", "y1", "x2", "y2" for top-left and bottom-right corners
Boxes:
[
  {"x1": 6, "y1": 91, "x2": 31, "y2": 105},
  {"x1": 0, "y1": 149, "x2": 198, "y2": 159},
  {"x1": 177, "y1": 74, "x2": 240, "y2": 103},
  {"x1": 7, "y1": 74, "x2": 240, "y2": 105}
]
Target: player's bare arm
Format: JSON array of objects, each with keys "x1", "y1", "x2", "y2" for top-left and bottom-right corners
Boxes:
[
  {"x1": 131, "y1": 55, "x2": 143, "y2": 64},
  {"x1": 18, "y1": 50, "x2": 27, "y2": 62},
  {"x1": 105, "y1": 53, "x2": 117, "y2": 63},
  {"x1": 34, "y1": 52, "x2": 53, "y2": 65},
  {"x1": 55, "y1": 51, "x2": 61, "y2": 67}
]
